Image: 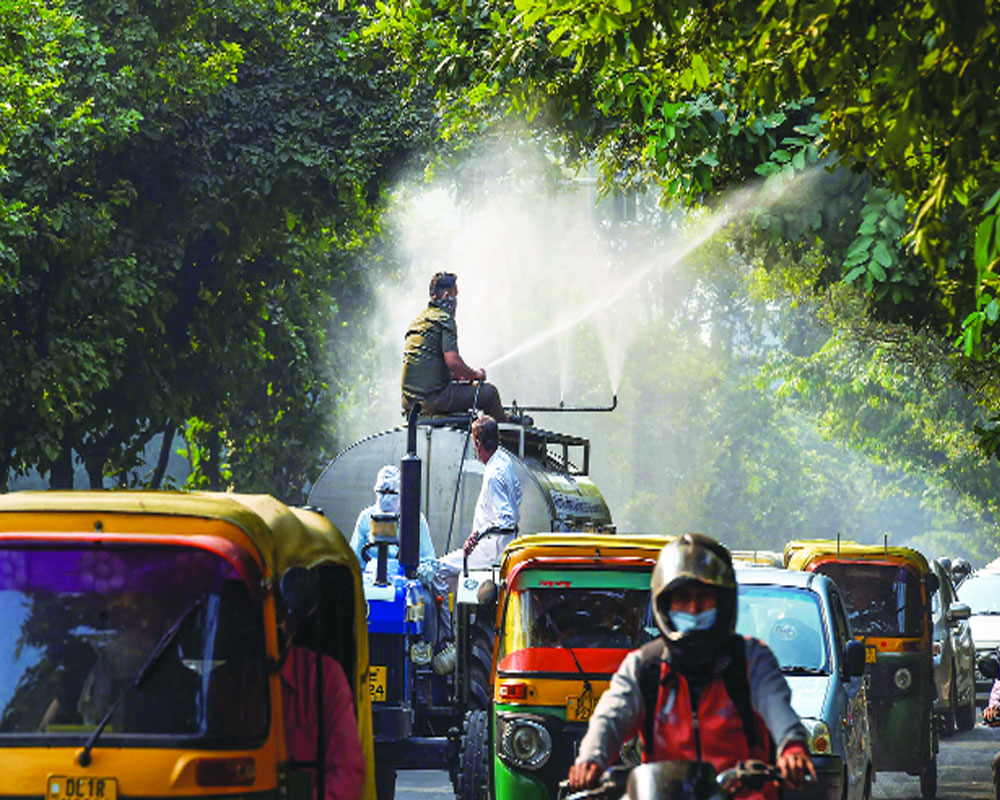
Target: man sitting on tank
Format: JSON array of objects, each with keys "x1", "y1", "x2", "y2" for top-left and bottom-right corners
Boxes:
[{"x1": 401, "y1": 271, "x2": 506, "y2": 421}]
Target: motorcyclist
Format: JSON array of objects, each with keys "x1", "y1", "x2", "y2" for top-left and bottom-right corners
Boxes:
[{"x1": 567, "y1": 533, "x2": 816, "y2": 798}]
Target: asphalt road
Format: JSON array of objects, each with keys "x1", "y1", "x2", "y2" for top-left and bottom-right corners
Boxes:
[
  {"x1": 394, "y1": 724, "x2": 1000, "y2": 799},
  {"x1": 872, "y1": 722, "x2": 999, "y2": 799}
]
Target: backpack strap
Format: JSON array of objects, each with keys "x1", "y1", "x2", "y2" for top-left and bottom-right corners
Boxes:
[
  {"x1": 720, "y1": 635, "x2": 758, "y2": 749},
  {"x1": 637, "y1": 639, "x2": 667, "y2": 759}
]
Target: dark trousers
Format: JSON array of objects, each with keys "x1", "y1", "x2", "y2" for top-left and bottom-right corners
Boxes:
[{"x1": 422, "y1": 381, "x2": 505, "y2": 422}]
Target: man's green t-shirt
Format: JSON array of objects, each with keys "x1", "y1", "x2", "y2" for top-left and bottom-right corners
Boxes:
[{"x1": 401, "y1": 303, "x2": 459, "y2": 404}]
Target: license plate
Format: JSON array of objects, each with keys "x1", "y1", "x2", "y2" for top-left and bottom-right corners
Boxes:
[
  {"x1": 567, "y1": 692, "x2": 596, "y2": 722},
  {"x1": 865, "y1": 646, "x2": 877, "y2": 664},
  {"x1": 47, "y1": 776, "x2": 117, "y2": 800},
  {"x1": 369, "y1": 665, "x2": 387, "y2": 703}
]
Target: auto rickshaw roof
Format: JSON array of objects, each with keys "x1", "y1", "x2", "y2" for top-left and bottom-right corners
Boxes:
[
  {"x1": 500, "y1": 532, "x2": 675, "y2": 575},
  {"x1": 0, "y1": 490, "x2": 352, "y2": 580},
  {"x1": 785, "y1": 538, "x2": 932, "y2": 574}
]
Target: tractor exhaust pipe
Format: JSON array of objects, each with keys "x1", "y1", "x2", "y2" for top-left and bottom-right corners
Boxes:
[{"x1": 398, "y1": 404, "x2": 421, "y2": 579}]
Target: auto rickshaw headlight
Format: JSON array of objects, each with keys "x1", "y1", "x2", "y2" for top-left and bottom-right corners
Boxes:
[
  {"x1": 499, "y1": 717, "x2": 551, "y2": 769},
  {"x1": 894, "y1": 666, "x2": 913, "y2": 691}
]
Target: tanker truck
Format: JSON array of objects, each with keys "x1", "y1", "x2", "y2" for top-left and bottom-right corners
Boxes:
[{"x1": 308, "y1": 406, "x2": 614, "y2": 800}]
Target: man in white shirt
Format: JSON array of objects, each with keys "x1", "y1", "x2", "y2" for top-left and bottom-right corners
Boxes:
[
  {"x1": 432, "y1": 415, "x2": 522, "y2": 671},
  {"x1": 444, "y1": 415, "x2": 522, "y2": 570}
]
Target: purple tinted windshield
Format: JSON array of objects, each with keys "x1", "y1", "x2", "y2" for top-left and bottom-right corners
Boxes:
[{"x1": 0, "y1": 545, "x2": 268, "y2": 743}]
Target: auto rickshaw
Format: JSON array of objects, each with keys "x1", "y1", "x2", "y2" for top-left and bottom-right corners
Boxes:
[
  {"x1": 490, "y1": 533, "x2": 673, "y2": 800},
  {"x1": 785, "y1": 540, "x2": 939, "y2": 798},
  {"x1": 0, "y1": 490, "x2": 375, "y2": 800}
]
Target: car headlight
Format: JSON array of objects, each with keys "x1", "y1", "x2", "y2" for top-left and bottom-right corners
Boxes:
[
  {"x1": 894, "y1": 667, "x2": 913, "y2": 691},
  {"x1": 800, "y1": 718, "x2": 832, "y2": 755},
  {"x1": 498, "y1": 717, "x2": 552, "y2": 769}
]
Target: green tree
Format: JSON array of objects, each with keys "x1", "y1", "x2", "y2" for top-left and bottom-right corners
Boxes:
[{"x1": 1, "y1": 0, "x2": 434, "y2": 497}]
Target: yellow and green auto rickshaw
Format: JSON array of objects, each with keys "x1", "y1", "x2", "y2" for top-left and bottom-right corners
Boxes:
[
  {"x1": 0, "y1": 490, "x2": 374, "y2": 800},
  {"x1": 490, "y1": 533, "x2": 672, "y2": 800},
  {"x1": 786, "y1": 540, "x2": 939, "y2": 798}
]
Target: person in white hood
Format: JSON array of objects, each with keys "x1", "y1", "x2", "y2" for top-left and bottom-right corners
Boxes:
[{"x1": 349, "y1": 465, "x2": 436, "y2": 566}]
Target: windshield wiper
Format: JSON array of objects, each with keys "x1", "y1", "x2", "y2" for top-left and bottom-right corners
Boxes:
[
  {"x1": 78, "y1": 595, "x2": 205, "y2": 766},
  {"x1": 540, "y1": 609, "x2": 593, "y2": 698},
  {"x1": 780, "y1": 665, "x2": 828, "y2": 676}
]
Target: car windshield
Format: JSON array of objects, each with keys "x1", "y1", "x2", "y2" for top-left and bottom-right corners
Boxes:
[
  {"x1": 813, "y1": 562, "x2": 924, "y2": 637},
  {"x1": 498, "y1": 569, "x2": 654, "y2": 673},
  {"x1": 737, "y1": 585, "x2": 829, "y2": 672},
  {"x1": 0, "y1": 545, "x2": 267, "y2": 744},
  {"x1": 956, "y1": 573, "x2": 1000, "y2": 614}
]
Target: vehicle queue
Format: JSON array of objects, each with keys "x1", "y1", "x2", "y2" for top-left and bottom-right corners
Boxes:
[{"x1": 0, "y1": 486, "x2": 990, "y2": 800}]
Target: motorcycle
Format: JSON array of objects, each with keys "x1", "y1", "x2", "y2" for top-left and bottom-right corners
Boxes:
[{"x1": 558, "y1": 760, "x2": 784, "y2": 800}]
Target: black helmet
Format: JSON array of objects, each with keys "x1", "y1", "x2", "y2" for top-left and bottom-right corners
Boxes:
[{"x1": 650, "y1": 533, "x2": 737, "y2": 654}]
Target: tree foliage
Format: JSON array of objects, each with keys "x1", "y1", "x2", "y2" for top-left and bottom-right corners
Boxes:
[
  {"x1": 1, "y1": 0, "x2": 433, "y2": 496},
  {"x1": 371, "y1": 0, "x2": 1000, "y2": 379}
]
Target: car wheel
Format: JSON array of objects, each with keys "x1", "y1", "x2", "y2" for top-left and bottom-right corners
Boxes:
[{"x1": 956, "y1": 675, "x2": 976, "y2": 731}]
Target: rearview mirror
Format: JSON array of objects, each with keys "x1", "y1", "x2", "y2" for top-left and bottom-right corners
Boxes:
[
  {"x1": 947, "y1": 602, "x2": 971, "y2": 624},
  {"x1": 925, "y1": 572, "x2": 940, "y2": 594},
  {"x1": 843, "y1": 640, "x2": 867, "y2": 678}
]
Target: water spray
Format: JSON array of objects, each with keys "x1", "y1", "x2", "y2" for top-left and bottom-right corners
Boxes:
[{"x1": 482, "y1": 169, "x2": 819, "y2": 374}]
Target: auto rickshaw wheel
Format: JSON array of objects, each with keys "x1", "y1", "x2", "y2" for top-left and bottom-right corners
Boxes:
[
  {"x1": 375, "y1": 764, "x2": 397, "y2": 800},
  {"x1": 919, "y1": 756, "x2": 937, "y2": 800},
  {"x1": 456, "y1": 709, "x2": 489, "y2": 800}
]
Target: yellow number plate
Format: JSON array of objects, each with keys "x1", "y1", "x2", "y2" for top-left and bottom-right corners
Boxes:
[
  {"x1": 566, "y1": 693, "x2": 596, "y2": 722},
  {"x1": 369, "y1": 665, "x2": 387, "y2": 703},
  {"x1": 47, "y1": 776, "x2": 117, "y2": 800},
  {"x1": 865, "y1": 646, "x2": 877, "y2": 664}
]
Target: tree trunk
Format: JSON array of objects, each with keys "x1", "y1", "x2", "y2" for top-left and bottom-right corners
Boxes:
[
  {"x1": 50, "y1": 443, "x2": 74, "y2": 489},
  {"x1": 150, "y1": 423, "x2": 175, "y2": 489}
]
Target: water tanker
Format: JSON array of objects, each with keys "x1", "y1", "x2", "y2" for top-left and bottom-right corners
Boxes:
[{"x1": 309, "y1": 417, "x2": 614, "y2": 554}]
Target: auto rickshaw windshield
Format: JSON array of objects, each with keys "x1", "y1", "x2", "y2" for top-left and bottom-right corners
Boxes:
[
  {"x1": 0, "y1": 544, "x2": 268, "y2": 743},
  {"x1": 814, "y1": 562, "x2": 924, "y2": 637},
  {"x1": 499, "y1": 569, "x2": 655, "y2": 669}
]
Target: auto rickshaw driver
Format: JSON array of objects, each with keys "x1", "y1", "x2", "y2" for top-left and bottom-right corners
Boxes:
[{"x1": 567, "y1": 534, "x2": 816, "y2": 798}]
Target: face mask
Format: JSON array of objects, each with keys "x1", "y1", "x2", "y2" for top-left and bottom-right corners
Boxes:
[
  {"x1": 669, "y1": 607, "x2": 717, "y2": 633},
  {"x1": 376, "y1": 491, "x2": 399, "y2": 515}
]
